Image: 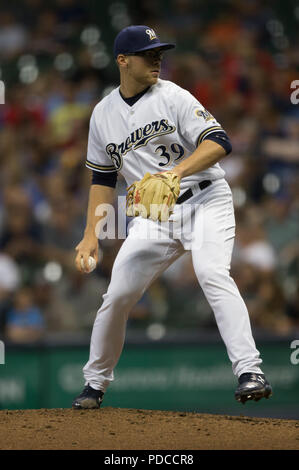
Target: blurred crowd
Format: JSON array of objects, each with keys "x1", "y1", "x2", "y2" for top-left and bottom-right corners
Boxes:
[{"x1": 0, "y1": 0, "x2": 298, "y2": 343}]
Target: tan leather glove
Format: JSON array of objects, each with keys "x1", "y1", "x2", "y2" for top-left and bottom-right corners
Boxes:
[{"x1": 126, "y1": 172, "x2": 181, "y2": 222}]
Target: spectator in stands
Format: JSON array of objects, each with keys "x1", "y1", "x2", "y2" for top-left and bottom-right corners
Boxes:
[
  {"x1": 0, "y1": 10, "x2": 28, "y2": 59},
  {"x1": 5, "y1": 285, "x2": 45, "y2": 343},
  {"x1": 0, "y1": 185, "x2": 44, "y2": 276}
]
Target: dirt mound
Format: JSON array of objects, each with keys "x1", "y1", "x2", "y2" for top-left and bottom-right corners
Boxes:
[{"x1": 0, "y1": 408, "x2": 298, "y2": 450}]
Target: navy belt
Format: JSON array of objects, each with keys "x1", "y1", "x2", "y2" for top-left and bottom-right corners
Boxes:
[{"x1": 176, "y1": 180, "x2": 212, "y2": 205}]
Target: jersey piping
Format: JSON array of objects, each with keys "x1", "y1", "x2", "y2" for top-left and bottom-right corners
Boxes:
[{"x1": 86, "y1": 159, "x2": 116, "y2": 172}]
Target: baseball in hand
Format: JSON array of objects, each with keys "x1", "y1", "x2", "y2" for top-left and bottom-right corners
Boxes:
[{"x1": 81, "y1": 256, "x2": 96, "y2": 273}]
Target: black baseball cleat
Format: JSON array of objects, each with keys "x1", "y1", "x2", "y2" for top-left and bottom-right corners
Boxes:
[
  {"x1": 235, "y1": 373, "x2": 272, "y2": 404},
  {"x1": 72, "y1": 384, "x2": 104, "y2": 409}
]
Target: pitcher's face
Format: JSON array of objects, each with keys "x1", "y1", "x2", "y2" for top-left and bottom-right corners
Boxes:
[{"x1": 122, "y1": 48, "x2": 164, "y2": 86}]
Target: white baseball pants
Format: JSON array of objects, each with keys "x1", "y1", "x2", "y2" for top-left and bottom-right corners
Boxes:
[{"x1": 83, "y1": 179, "x2": 263, "y2": 392}]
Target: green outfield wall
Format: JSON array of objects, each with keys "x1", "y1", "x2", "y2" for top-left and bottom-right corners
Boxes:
[{"x1": 0, "y1": 339, "x2": 298, "y2": 419}]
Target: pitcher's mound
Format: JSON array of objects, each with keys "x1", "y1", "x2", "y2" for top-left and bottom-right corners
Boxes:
[{"x1": 0, "y1": 407, "x2": 298, "y2": 450}]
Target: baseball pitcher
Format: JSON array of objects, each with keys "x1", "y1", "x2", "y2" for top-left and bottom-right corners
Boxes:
[{"x1": 72, "y1": 25, "x2": 272, "y2": 409}]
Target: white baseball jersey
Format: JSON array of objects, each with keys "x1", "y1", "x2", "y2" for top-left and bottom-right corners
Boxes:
[{"x1": 85, "y1": 79, "x2": 226, "y2": 194}]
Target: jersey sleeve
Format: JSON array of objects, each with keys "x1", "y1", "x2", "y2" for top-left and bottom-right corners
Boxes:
[
  {"x1": 85, "y1": 108, "x2": 116, "y2": 173},
  {"x1": 177, "y1": 89, "x2": 225, "y2": 149}
]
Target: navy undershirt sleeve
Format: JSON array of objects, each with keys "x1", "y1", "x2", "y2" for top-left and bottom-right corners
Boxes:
[
  {"x1": 91, "y1": 170, "x2": 118, "y2": 188},
  {"x1": 203, "y1": 131, "x2": 232, "y2": 155}
]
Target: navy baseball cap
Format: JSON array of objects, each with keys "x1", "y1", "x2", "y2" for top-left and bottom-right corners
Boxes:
[{"x1": 113, "y1": 25, "x2": 175, "y2": 58}]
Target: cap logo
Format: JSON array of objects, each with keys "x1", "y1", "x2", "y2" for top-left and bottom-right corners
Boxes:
[{"x1": 145, "y1": 28, "x2": 157, "y2": 41}]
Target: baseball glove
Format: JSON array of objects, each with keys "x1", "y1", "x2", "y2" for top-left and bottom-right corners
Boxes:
[{"x1": 126, "y1": 171, "x2": 181, "y2": 222}]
